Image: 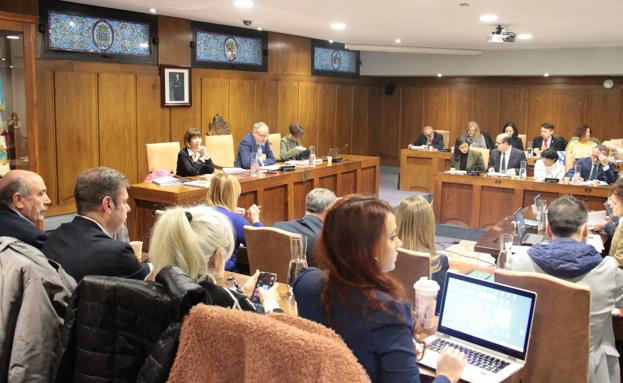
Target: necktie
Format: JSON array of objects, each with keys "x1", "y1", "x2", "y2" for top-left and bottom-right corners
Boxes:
[
  {"x1": 543, "y1": 139, "x2": 548, "y2": 149},
  {"x1": 501, "y1": 152, "x2": 506, "y2": 172},
  {"x1": 589, "y1": 164, "x2": 598, "y2": 180}
]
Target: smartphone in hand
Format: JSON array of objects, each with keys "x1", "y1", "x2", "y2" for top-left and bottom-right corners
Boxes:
[{"x1": 251, "y1": 272, "x2": 277, "y2": 309}]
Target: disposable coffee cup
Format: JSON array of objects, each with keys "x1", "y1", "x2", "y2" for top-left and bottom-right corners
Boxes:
[
  {"x1": 413, "y1": 277, "x2": 440, "y2": 331},
  {"x1": 130, "y1": 241, "x2": 143, "y2": 261},
  {"x1": 327, "y1": 156, "x2": 333, "y2": 166}
]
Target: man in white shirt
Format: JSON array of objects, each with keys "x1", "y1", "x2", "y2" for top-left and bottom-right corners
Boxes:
[
  {"x1": 533, "y1": 148, "x2": 565, "y2": 181},
  {"x1": 488, "y1": 133, "x2": 527, "y2": 173}
]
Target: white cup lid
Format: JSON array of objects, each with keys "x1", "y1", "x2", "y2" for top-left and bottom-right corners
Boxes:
[{"x1": 413, "y1": 277, "x2": 440, "y2": 295}]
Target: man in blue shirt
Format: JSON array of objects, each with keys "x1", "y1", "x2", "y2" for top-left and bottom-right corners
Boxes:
[{"x1": 235, "y1": 122, "x2": 276, "y2": 169}]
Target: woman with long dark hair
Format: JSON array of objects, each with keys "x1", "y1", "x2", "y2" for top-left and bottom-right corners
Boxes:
[
  {"x1": 502, "y1": 122, "x2": 524, "y2": 150},
  {"x1": 451, "y1": 135, "x2": 485, "y2": 171},
  {"x1": 294, "y1": 194, "x2": 465, "y2": 383}
]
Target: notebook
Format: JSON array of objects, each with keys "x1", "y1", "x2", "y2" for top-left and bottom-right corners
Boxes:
[
  {"x1": 419, "y1": 273, "x2": 537, "y2": 383},
  {"x1": 514, "y1": 208, "x2": 546, "y2": 246}
]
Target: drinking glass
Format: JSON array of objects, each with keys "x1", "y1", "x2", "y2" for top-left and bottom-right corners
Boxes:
[
  {"x1": 287, "y1": 236, "x2": 308, "y2": 288},
  {"x1": 487, "y1": 166, "x2": 495, "y2": 175},
  {"x1": 308, "y1": 146, "x2": 317, "y2": 166},
  {"x1": 527, "y1": 144, "x2": 533, "y2": 158},
  {"x1": 250, "y1": 152, "x2": 259, "y2": 176},
  {"x1": 519, "y1": 160, "x2": 527, "y2": 180},
  {"x1": 499, "y1": 233, "x2": 514, "y2": 252}
]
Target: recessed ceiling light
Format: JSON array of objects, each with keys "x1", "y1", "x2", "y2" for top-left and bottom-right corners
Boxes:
[
  {"x1": 6, "y1": 35, "x2": 20, "y2": 40},
  {"x1": 479, "y1": 14, "x2": 498, "y2": 23},
  {"x1": 517, "y1": 33, "x2": 533, "y2": 40},
  {"x1": 256, "y1": 27, "x2": 262, "y2": 31},
  {"x1": 328, "y1": 40, "x2": 334, "y2": 43},
  {"x1": 330, "y1": 22, "x2": 346, "y2": 30},
  {"x1": 544, "y1": 73, "x2": 550, "y2": 77},
  {"x1": 437, "y1": 73, "x2": 443, "y2": 78},
  {"x1": 1, "y1": 58, "x2": 5, "y2": 61},
  {"x1": 9, "y1": 65, "x2": 13, "y2": 69},
  {"x1": 234, "y1": 0, "x2": 253, "y2": 9},
  {"x1": 149, "y1": 8, "x2": 157, "y2": 14},
  {"x1": 395, "y1": 38, "x2": 401, "y2": 44}
]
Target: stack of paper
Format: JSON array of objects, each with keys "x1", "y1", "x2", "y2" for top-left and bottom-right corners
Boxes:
[
  {"x1": 223, "y1": 167, "x2": 248, "y2": 174},
  {"x1": 152, "y1": 176, "x2": 181, "y2": 186}
]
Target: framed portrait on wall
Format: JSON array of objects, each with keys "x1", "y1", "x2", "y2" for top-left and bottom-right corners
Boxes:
[{"x1": 160, "y1": 65, "x2": 192, "y2": 107}]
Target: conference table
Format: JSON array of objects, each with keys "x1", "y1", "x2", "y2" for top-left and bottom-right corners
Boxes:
[
  {"x1": 127, "y1": 154, "x2": 380, "y2": 249},
  {"x1": 433, "y1": 172, "x2": 609, "y2": 229}
]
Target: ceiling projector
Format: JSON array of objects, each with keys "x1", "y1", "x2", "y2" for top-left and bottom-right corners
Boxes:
[{"x1": 487, "y1": 25, "x2": 516, "y2": 43}]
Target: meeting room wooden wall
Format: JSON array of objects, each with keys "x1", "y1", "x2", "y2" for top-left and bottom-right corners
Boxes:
[
  {"x1": 374, "y1": 77, "x2": 623, "y2": 165},
  {"x1": 35, "y1": 16, "x2": 381, "y2": 215}
]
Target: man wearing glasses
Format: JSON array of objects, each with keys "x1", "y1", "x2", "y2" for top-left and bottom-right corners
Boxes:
[
  {"x1": 488, "y1": 133, "x2": 527, "y2": 174},
  {"x1": 235, "y1": 121, "x2": 277, "y2": 169}
]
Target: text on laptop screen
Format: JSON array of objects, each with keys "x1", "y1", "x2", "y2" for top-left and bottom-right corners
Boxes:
[{"x1": 439, "y1": 276, "x2": 534, "y2": 354}]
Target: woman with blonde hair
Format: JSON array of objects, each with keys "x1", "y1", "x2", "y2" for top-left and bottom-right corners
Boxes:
[
  {"x1": 396, "y1": 195, "x2": 449, "y2": 311},
  {"x1": 465, "y1": 121, "x2": 494, "y2": 149},
  {"x1": 149, "y1": 205, "x2": 280, "y2": 311},
  {"x1": 206, "y1": 173, "x2": 262, "y2": 272}
]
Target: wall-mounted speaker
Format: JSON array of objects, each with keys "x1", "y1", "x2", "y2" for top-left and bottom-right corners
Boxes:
[{"x1": 385, "y1": 83, "x2": 396, "y2": 96}]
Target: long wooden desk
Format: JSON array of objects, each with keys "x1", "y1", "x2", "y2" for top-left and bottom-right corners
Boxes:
[
  {"x1": 433, "y1": 172, "x2": 609, "y2": 229},
  {"x1": 128, "y1": 155, "x2": 379, "y2": 249},
  {"x1": 400, "y1": 149, "x2": 452, "y2": 192}
]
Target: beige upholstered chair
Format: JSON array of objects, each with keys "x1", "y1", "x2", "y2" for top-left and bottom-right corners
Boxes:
[
  {"x1": 565, "y1": 153, "x2": 575, "y2": 172},
  {"x1": 518, "y1": 134, "x2": 527, "y2": 150},
  {"x1": 244, "y1": 226, "x2": 302, "y2": 284},
  {"x1": 205, "y1": 134, "x2": 235, "y2": 168},
  {"x1": 435, "y1": 130, "x2": 450, "y2": 148},
  {"x1": 470, "y1": 147, "x2": 490, "y2": 169},
  {"x1": 390, "y1": 248, "x2": 432, "y2": 307},
  {"x1": 145, "y1": 142, "x2": 180, "y2": 173},
  {"x1": 494, "y1": 269, "x2": 590, "y2": 383},
  {"x1": 268, "y1": 133, "x2": 282, "y2": 161}
]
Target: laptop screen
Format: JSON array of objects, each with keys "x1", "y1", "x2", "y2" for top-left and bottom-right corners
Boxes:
[
  {"x1": 513, "y1": 208, "x2": 527, "y2": 239},
  {"x1": 438, "y1": 273, "x2": 537, "y2": 360}
]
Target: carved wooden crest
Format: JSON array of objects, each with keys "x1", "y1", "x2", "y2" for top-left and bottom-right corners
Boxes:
[{"x1": 208, "y1": 114, "x2": 231, "y2": 135}]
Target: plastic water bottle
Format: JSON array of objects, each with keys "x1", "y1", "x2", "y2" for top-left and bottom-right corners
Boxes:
[
  {"x1": 308, "y1": 146, "x2": 316, "y2": 166},
  {"x1": 250, "y1": 152, "x2": 259, "y2": 176}
]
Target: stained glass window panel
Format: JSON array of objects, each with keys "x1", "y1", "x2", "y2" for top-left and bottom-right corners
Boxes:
[
  {"x1": 313, "y1": 46, "x2": 358, "y2": 74},
  {"x1": 196, "y1": 31, "x2": 263, "y2": 65},
  {"x1": 48, "y1": 11, "x2": 150, "y2": 57}
]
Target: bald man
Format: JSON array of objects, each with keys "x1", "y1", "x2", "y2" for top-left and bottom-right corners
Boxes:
[
  {"x1": 411, "y1": 125, "x2": 444, "y2": 150},
  {"x1": 0, "y1": 170, "x2": 51, "y2": 249}
]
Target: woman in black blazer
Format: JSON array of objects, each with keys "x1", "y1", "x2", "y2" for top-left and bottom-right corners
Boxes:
[
  {"x1": 176, "y1": 128, "x2": 215, "y2": 176},
  {"x1": 502, "y1": 121, "x2": 524, "y2": 150}
]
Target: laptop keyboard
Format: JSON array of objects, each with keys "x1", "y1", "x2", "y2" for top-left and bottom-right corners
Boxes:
[
  {"x1": 523, "y1": 233, "x2": 544, "y2": 245},
  {"x1": 429, "y1": 339, "x2": 510, "y2": 373}
]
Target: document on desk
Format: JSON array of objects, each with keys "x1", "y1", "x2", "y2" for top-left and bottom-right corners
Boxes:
[
  {"x1": 223, "y1": 167, "x2": 248, "y2": 174},
  {"x1": 184, "y1": 180, "x2": 211, "y2": 188},
  {"x1": 260, "y1": 165, "x2": 280, "y2": 171},
  {"x1": 588, "y1": 210, "x2": 607, "y2": 229}
]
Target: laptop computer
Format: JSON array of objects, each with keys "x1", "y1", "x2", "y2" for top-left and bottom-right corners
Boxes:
[
  {"x1": 523, "y1": 194, "x2": 544, "y2": 228},
  {"x1": 514, "y1": 208, "x2": 546, "y2": 246},
  {"x1": 419, "y1": 273, "x2": 537, "y2": 383}
]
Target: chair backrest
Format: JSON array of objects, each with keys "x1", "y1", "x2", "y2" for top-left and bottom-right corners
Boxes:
[
  {"x1": 205, "y1": 134, "x2": 235, "y2": 168},
  {"x1": 436, "y1": 130, "x2": 450, "y2": 148},
  {"x1": 518, "y1": 134, "x2": 527, "y2": 150},
  {"x1": 565, "y1": 152, "x2": 575, "y2": 172},
  {"x1": 268, "y1": 133, "x2": 282, "y2": 161},
  {"x1": 145, "y1": 142, "x2": 180, "y2": 173},
  {"x1": 470, "y1": 146, "x2": 490, "y2": 168},
  {"x1": 494, "y1": 269, "x2": 590, "y2": 383},
  {"x1": 390, "y1": 248, "x2": 431, "y2": 306},
  {"x1": 244, "y1": 226, "x2": 301, "y2": 283}
]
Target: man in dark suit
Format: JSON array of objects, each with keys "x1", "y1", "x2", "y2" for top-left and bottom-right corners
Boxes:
[
  {"x1": 532, "y1": 122, "x2": 567, "y2": 155},
  {"x1": 410, "y1": 125, "x2": 445, "y2": 150},
  {"x1": 43, "y1": 167, "x2": 150, "y2": 282},
  {"x1": 0, "y1": 170, "x2": 51, "y2": 249},
  {"x1": 488, "y1": 133, "x2": 527, "y2": 173},
  {"x1": 565, "y1": 144, "x2": 616, "y2": 184},
  {"x1": 234, "y1": 121, "x2": 276, "y2": 169},
  {"x1": 273, "y1": 188, "x2": 336, "y2": 267}
]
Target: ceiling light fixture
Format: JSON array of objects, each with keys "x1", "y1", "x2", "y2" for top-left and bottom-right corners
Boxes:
[
  {"x1": 544, "y1": 73, "x2": 550, "y2": 77},
  {"x1": 329, "y1": 40, "x2": 334, "y2": 43},
  {"x1": 395, "y1": 38, "x2": 401, "y2": 44},
  {"x1": 1, "y1": 58, "x2": 5, "y2": 61},
  {"x1": 517, "y1": 33, "x2": 533, "y2": 40},
  {"x1": 6, "y1": 35, "x2": 20, "y2": 40},
  {"x1": 479, "y1": 14, "x2": 498, "y2": 23},
  {"x1": 234, "y1": 0, "x2": 253, "y2": 9},
  {"x1": 149, "y1": 8, "x2": 157, "y2": 14},
  {"x1": 437, "y1": 73, "x2": 443, "y2": 77},
  {"x1": 330, "y1": 22, "x2": 346, "y2": 30},
  {"x1": 345, "y1": 44, "x2": 482, "y2": 56},
  {"x1": 256, "y1": 27, "x2": 262, "y2": 31}
]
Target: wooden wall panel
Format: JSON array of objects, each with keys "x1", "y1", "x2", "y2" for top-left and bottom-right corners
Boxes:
[
  {"x1": 229, "y1": 79, "x2": 256, "y2": 144},
  {"x1": 526, "y1": 89, "x2": 557, "y2": 139},
  {"x1": 201, "y1": 77, "x2": 230, "y2": 136},
  {"x1": 500, "y1": 87, "x2": 528, "y2": 135},
  {"x1": 335, "y1": 85, "x2": 353, "y2": 153},
  {"x1": 137, "y1": 75, "x2": 171, "y2": 177},
  {"x1": 368, "y1": 86, "x2": 381, "y2": 156},
  {"x1": 472, "y1": 87, "x2": 501, "y2": 138},
  {"x1": 98, "y1": 73, "x2": 138, "y2": 183},
  {"x1": 555, "y1": 89, "x2": 587, "y2": 139},
  {"x1": 277, "y1": 81, "x2": 299, "y2": 134},
  {"x1": 268, "y1": 33, "x2": 310, "y2": 76},
  {"x1": 36, "y1": 69, "x2": 58, "y2": 205},
  {"x1": 298, "y1": 82, "x2": 319, "y2": 148},
  {"x1": 317, "y1": 84, "x2": 337, "y2": 155},
  {"x1": 255, "y1": 80, "x2": 278, "y2": 132},
  {"x1": 586, "y1": 89, "x2": 621, "y2": 140},
  {"x1": 54, "y1": 71, "x2": 98, "y2": 204},
  {"x1": 401, "y1": 87, "x2": 424, "y2": 148},
  {"x1": 423, "y1": 87, "x2": 448, "y2": 131},
  {"x1": 352, "y1": 86, "x2": 369, "y2": 154},
  {"x1": 447, "y1": 87, "x2": 473, "y2": 141},
  {"x1": 378, "y1": 89, "x2": 401, "y2": 163},
  {"x1": 158, "y1": 17, "x2": 191, "y2": 67},
  {"x1": 171, "y1": 74, "x2": 201, "y2": 143}
]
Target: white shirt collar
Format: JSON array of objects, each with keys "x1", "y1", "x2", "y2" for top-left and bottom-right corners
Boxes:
[
  {"x1": 79, "y1": 214, "x2": 112, "y2": 238},
  {"x1": 187, "y1": 147, "x2": 200, "y2": 161}
]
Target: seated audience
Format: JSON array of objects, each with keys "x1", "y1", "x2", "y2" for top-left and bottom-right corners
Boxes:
[
  {"x1": 565, "y1": 144, "x2": 615, "y2": 184},
  {"x1": 488, "y1": 133, "x2": 527, "y2": 173},
  {"x1": 465, "y1": 121, "x2": 494, "y2": 149},
  {"x1": 0, "y1": 170, "x2": 51, "y2": 249},
  {"x1": 533, "y1": 148, "x2": 565, "y2": 182},
  {"x1": 502, "y1": 121, "x2": 524, "y2": 150},
  {"x1": 450, "y1": 135, "x2": 485, "y2": 171},
  {"x1": 274, "y1": 188, "x2": 336, "y2": 266},
  {"x1": 505, "y1": 196, "x2": 623, "y2": 382},
  {"x1": 608, "y1": 183, "x2": 623, "y2": 266},
  {"x1": 235, "y1": 121, "x2": 276, "y2": 169},
  {"x1": 532, "y1": 122, "x2": 567, "y2": 155},
  {"x1": 206, "y1": 173, "x2": 262, "y2": 272},
  {"x1": 149, "y1": 205, "x2": 280, "y2": 312},
  {"x1": 176, "y1": 128, "x2": 215, "y2": 177},
  {"x1": 566, "y1": 124, "x2": 598, "y2": 159},
  {"x1": 43, "y1": 167, "x2": 150, "y2": 282},
  {"x1": 280, "y1": 122, "x2": 308, "y2": 161},
  {"x1": 411, "y1": 125, "x2": 444, "y2": 150},
  {"x1": 396, "y1": 195, "x2": 449, "y2": 312},
  {"x1": 294, "y1": 195, "x2": 466, "y2": 383}
]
